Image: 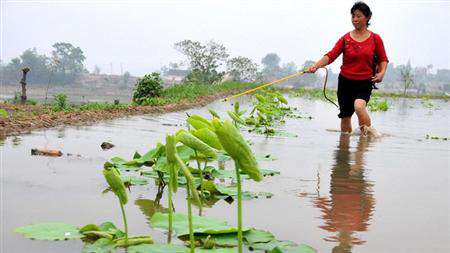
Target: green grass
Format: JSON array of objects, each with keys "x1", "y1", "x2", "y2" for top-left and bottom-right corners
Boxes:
[
  {"x1": 367, "y1": 96, "x2": 389, "y2": 112},
  {"x1": 289, "y1": 87, "x2": 337, "y2": 101},
  {"x1": 288, "y1": 87, "x2": 448, "y2": 101},
  {"x1": 138, "y1": 81, "x2": 258, "y2": 106},
  {"x1": 78, "y1": 102, "x2": 129, "y2": 111}
]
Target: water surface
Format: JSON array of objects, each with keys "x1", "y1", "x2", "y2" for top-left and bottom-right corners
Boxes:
[{"x1": 1, "y1": 97, "x2": 449, "y2": 252}]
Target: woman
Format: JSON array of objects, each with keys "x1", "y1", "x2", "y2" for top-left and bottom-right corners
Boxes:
[{"x1": 308, "y1": 2, "x2": 388, "y2": 135}]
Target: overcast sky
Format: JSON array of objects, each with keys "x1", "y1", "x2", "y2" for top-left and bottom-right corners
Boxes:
[{"x1": 1, "y1": 0, "x2": 449, "y2": 76}]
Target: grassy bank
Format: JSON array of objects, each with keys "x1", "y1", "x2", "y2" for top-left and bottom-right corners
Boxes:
[
  {"x1": 141, "y1": 81, "x2": 259, "y2": 106},
  {"x1": 1, "y1": 81, "x2": 257, "y2": 118},
  {"x1": 0, "y1": 81, "x2": 258, "y2": 137}
]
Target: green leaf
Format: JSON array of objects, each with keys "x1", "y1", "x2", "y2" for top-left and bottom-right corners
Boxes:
[
  {"x1": 98, "y1": 222, "x2": 117, "y2": 231},
  {"x1": 121, "y1": 175, "x2": 148, "y2": 186},
  {"x1": 198, "y1": 233, "x2": 239, "y2": 247},
  {"x1": 141, "y1": 170, "x2": 188, "y2": 185},
  {"x1": 196, "y1": 229, "x2": 274, "y2": 248},
  {"x1": 0, "y1": 108, "x2": 8, "y2": 118},
  {"x1": 128, "y1": 244, "x2": 237, "y2": 253},
  {"x1": 110, "y1": 157, "x2": 127, "y2": 164},
  {"x1": 150, "y1": 212, "x2": 249, "y2": 237},
  {"x1": 212, "y1": 119, "x2": 263, "y2": 182},
  {"x1": 200, "y1": 181, "x2": 272, "y2": 200},
  {"x1": 128, "y1": 243, "x2": 187, "y2": 253},
  {"x1": 114, "y1": 235, "x2": 153, "y2": 247},
  {"x1": 210, "y1": 168, "x2": 279, "y2": 180},
  {"x1": 269, "y1": 244, "x2": 317, "y2": 253},
  {"x1": 15, "y1": 223, "x2": 83, "y2": 240},
  {"x1": 98, "y1": 222, "x2": 126, "y2": 239},
  {"x1": 259, "y1": 169, "x2": 281, "y2": 177},
  {"x1": 82, "y1": 238, "x2": 115, "y2": 253},
  {"x1": 176, "y1": 129, "x2": 218, "y2": 159},
  {"x1": 256, "y1": 154, "x2": 277, "y2": 161},
  {"x1": 244, "y1": 229, "x2": 274, "y2": 244},
  {"x1": 249, "y1": 240, "x2": 297, "y2": 251},
  {"x1": 196, "y1": 248, "x2": 238, "y2": 253},
  {"x1": 79, "y1": 224, "x2": 100, "y2": 233}
]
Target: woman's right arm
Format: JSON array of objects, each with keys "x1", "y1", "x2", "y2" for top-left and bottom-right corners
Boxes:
[
  {"x1": 308, "y1": 36, "x2": 345, "y2": 73},
  {"x1": 308, "y1": 56, "x2": 330, "y2": 73}
]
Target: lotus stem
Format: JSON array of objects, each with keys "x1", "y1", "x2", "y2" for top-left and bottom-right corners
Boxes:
[
  {"x1": 186, "y1": 183, "x2": 195, "y2": 253},
  {"x1": 168, "y1": 178, "x2": 173, "y2": 243},
  {"x1": 194, "y1": 150, "x2": 204, "y2": 200},
  {"x1": 235, "y1": 163, "x2": 243, "y2": 253},
  {"x1": 119, "y1": 201, "x2": 128, "y2": 243}
]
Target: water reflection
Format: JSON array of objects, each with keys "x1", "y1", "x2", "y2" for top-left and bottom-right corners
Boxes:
[
  {"x1": 11, "y1": 136, "x2": 22, "y2": 146},
  {"x1": 56, "y1": 128, "x2": 66, "y2": 138},
  {"x1": 135, "y1": 184, "x2": 169, "y2": 221},
  {"x1": 314, "y1": 134, "x2": 375, "y2": 253}
]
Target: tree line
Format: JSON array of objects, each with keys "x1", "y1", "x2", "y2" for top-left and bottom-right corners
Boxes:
[
  {"x1": 1, "y1": 42, "x2": 86, "y2": 85},
  {"x1": 2, "y1": 40, "x2": 449, "y2": 93}
]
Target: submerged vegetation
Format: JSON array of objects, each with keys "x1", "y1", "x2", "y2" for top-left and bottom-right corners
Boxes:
[{"x1": 425, "y1": 134, "x2": 448, "y2": 141}]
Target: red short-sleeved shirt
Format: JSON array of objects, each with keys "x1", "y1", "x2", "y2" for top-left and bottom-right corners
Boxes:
[{"x1": 325, "y1": 32, "x2": 388, "y2": 80}]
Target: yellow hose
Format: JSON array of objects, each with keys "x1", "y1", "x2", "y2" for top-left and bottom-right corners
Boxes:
[
  {"x1": 223, "y1": 67, "x2": 338, "y2": 108},
  {"x1": 223, "y1": 71, "x2": 306, "y2": 101}
]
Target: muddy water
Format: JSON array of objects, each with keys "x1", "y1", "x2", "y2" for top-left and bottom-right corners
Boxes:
[{"x1": 1, "y1": 97, "x2": 449, "y2": 253}]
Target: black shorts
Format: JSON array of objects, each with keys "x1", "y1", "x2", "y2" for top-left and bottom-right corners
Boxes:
[{"x1": 337, "y1": 74, "x2": 373, "y2": 118}]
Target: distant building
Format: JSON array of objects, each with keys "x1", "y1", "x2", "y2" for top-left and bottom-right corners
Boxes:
[{"x1": 162, "y1": 69, "x2": 189, "y2": 85}]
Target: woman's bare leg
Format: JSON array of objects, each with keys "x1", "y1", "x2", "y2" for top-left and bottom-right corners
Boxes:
[
  {"x1": 354, "y1": 99, "x2": 371, "y2": 134},
  {"x1": 340, "y1": 117, "x2": 352, "y2": 133}
]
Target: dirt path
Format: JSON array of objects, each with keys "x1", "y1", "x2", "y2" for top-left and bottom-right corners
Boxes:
[{"x1": 0, "y1": 91, "x2": 233, "y2": 138}]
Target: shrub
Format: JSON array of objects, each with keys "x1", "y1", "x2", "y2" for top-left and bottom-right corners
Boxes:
[
  {"x1": 132, "y1": 73, "x2": 164, "y2": 105},
  {"x1": 52, "y1": 93, "x2": 69, "y2": 111}
]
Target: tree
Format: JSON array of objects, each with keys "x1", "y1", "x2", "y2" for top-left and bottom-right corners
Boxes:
[
  {"x1": 174, "y1": 40, "x2": 229, "y2": 84},
  {"x1": 261, "y1": 53, "x2": 281, "y2": 79},
  {"x1": 18, "y1": 48, "x2": 50, "y2": 84},
  {"x1": 0, "y1": 48, "x2": 50, "y2": 84},
  {"x1": 280, "y1": 62, "x2": 297, "y2": 76},
  {"x1": 399, "y1": 61, "x2": 414, "y2": 95},
  {"x1": 51, "y1": 42, "x2": 86, "y2": 84},
  {"x1": 226, "y1": 56, "x2": 258, "y2": 82},
  {"x1": 93, "y1": 65, "x2": 101, "y2": 75},
  {"x1": 122, "y1": 71, "x2": 131, "y2": 87}
]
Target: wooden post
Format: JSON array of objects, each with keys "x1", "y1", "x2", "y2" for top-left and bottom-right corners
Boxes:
[{"x1": 20, "y1": 67, "x2": 30, "y2": 104}]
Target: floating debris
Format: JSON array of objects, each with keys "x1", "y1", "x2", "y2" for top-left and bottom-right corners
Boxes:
[
  {"x1": 31, "y1": 149, "x2": 63, "y2": 157},
  {"x1": 101, "y1": 142, "x2": 115, "y2": 150}
]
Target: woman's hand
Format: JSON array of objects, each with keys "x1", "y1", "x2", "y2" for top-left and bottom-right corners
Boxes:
[
  {"x1": 371, "y1": 72, "x2": 384, "y2": 83},
  {"x1": 307, "y1": 66, "x2": 318, "y2": 73}
]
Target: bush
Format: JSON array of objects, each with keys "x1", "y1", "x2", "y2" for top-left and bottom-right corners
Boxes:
[
  {"x1": 52, "y1": 93, "x2": 69, "y2": 111},
  {"x1": 132, "y1": 72, "x2": 164, "y2": 105}
]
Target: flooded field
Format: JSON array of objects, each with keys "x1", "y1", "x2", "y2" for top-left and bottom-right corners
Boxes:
[{"x1": 1, "y1": 97, "x2": 449, "y2": 252}]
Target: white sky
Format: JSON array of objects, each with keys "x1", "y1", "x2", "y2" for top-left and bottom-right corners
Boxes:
[{"x1": 1, "y1": 0, "x2": 450, "y2": 76}]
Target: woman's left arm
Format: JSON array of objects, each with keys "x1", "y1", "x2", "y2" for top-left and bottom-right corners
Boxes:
[
  {"x1": 372, "y1": 34, "x2": 389, "y2": 83},
  {"x1": 372, "y1": 61, "x2": 388, "y2": 83}
]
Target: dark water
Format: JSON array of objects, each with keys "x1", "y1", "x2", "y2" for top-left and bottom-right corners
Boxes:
[{"x1": 1, "y1": 97, "x2": 449, "y2": 253}]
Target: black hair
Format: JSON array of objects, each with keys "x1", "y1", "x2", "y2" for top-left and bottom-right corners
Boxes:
[{"x1": 351, "y1": 1, "x2": 372, "y2": 26}]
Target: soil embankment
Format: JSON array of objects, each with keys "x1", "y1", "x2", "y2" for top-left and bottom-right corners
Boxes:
[{"x1": 0, "y1": 91, "x2": 232, "y2": 138}]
